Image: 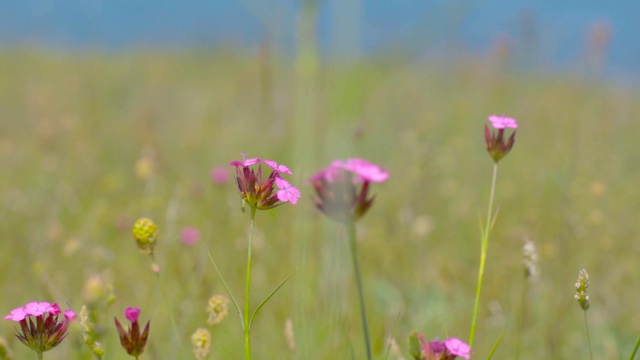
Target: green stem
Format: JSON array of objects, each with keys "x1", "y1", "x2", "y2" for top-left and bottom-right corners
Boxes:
[
  {"x1": 244, "y1": 207, "x2": 257, "y2": 360},
  {"x1": 347, "y1": 220, "x2": 373, "y2": 360},
  {"x1": 584, "y1": 311, "x2": 594, "y2": 360},
  {"x1": 37, "y1": 351, "x2": 43, "y2": 360},
  {"x1": 469, "y1": 163, "x2": 499, "y2": 348}
]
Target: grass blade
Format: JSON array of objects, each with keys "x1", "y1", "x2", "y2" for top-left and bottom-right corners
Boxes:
[{"x1": 208, "y1": 252, "x2": 243, "y2": 329}]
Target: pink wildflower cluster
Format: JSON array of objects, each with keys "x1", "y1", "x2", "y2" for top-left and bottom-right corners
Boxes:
[
  {"x1": 410, "y1": 332, "x2": 471, "y2": 360},
  {"x1": 310, "y1": 158, "x2": 389, "y2": 223},
  {"x1": 115, "y1": 307, "x2": 150, "y2": 358},
  {"x1": 230, "y1": 154, "x2": 300, "y2": 210},
  {"x1": 4, "y1": 301, "x2": 76, "y2": 354},
  {"x1": 484, "y1": 114, "x2": 518, "y2": 163}
]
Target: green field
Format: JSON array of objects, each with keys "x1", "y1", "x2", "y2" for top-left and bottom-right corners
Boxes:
[{"x1": 1, "y1": 49, "x2": 639, "y2": 359}]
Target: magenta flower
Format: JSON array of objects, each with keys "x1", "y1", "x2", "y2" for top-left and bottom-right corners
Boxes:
[
  {"x1": 310, "y1": 158, "x2": 388, "y2": 223},
  {"x1": 4, "y1": 301, "x2": 76, "y2": 356},
  {"x1": 229, "y1": 153, "x2": 300, "y2": 211},
  {"x1": 210, "y1": 166, "x2": 230, "y2": 185},
  {"x1": 180, "y1": 226, "x2": 201, "y2": 245},
  {"x1": 443, "y1": 338, "x2": 471, "y2": 359},
  {"x1": 484, "y1": 114, "x2": 518, "y2": 163},
  {"x1": 115, "y1": 307, "x2": 150, "y2": 358},
  {"x1": 409, "y1": 332, "x2": 471, "y2": 360}
]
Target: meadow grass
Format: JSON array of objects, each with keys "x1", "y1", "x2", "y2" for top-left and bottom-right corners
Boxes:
[{"x1": 0, "y1": 49, "x2": 639, "y2": 359}]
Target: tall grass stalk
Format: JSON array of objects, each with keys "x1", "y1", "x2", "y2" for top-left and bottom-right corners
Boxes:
[
  {"x1": 469, "y1": 162, "x2": 499, "y2": 348},
  {"x1": 584, "y1": 311, "x2": 594, "y2": 360},
  {"x1": 346, "y1": 220, "x2": 373, "y2": 360}
]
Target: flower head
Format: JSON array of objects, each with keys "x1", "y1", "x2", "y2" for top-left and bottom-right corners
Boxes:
[
  {"x1": 310, "y1": 158, "x2": 388, "y2": 223},
  {"x1": 206, "y1": 295, "x2": 230, "y2": 325},
  {"x1": 132, "y1": 218, "x2": 158, "y2": 256},
  {"x1": 484, "y1": 114, "x2": 518, "y2": 163},
  {"x1": 230, "y1": 154, "x2": 300, "y2": 211},
  {"x1": 191, "y1": 328, "x2": 212, "y2": 360},
  {"x1": 4, "y1": 301, "x2": 75, "y2": 355},
  {"x1": 409, "y1": 332, "x2": 471, "y2": 360},
  {"x1": 115, "y1": 307, "x2": 150, "y2": 358}
]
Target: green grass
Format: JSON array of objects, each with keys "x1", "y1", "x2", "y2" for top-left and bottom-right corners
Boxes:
[{"x1": 0, "y1": 48, "x2": 639, "y2": 359}]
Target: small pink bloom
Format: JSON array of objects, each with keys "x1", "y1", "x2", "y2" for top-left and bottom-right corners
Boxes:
[
  {"x1": 310, "y1": 157, "x2": 388, "y2": 222},
  {"x1": 229, "y1": 153, "x2": 299, "y2": 210},
  {"x1": 4, "y1": 306, "x2": 27, "y2": 321},
  {"x1": 180, "y1": 227, "x2": 201, "y2": 245},
  {"x1": 125, "y1": 307, "x2": 141, "y2": 322},
  {"x1": 210, "y1": 166, "x2": 230, "y2": 184},
  {"x1": 264, "y1": 160, "x2": 292, "y2": 175},
  {"x1": 64, "y1": 310, "x2": 77, "y2": 321},
  {"x1": 488, "y1": 114, "x2": 518, "y2": 129},
  {"x1": 275, "y1": 177, "x2": 301, "y2": 204},
  {"x1": 444, "y1": 338, "x2": 471, "y2": 359},
  {"x1": 485, "y1": 114, "x2": 517, "y2": 163}
]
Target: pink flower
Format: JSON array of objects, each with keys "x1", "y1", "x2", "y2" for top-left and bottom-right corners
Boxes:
[
  {"x1": 485, "y1": 114, "x2": 517, "y2": 163},
  {"x1": 210, "y1": 166, "x2": 230, "y2": 185},
  {"x1": 115, "y1": 307, "x2": 150, "y2": 357},
  {"x1": 64, "y1": 310, "x2": 77, "y2": 321},
  {"x1": 229, "y1": 153, "x2": 299, "y2": 210},
  {"x1": 444, "y1": 338, "x2": 471, "y2": 359},
  {"x1": 488, "y1": 114, "x2": 518, "y2": 129},
  {"x1": 310, "y1": 158, "x2": 388, "y2": 223},
  {"x1": 180, "y1": 227, "x2": 201, "y2": 245},
  {"x1": 4, "y1": 301, "x2": 75, "y2": 355},
  {"x1": 275, "y1": 177, "x2": 301, "y2": 204}
]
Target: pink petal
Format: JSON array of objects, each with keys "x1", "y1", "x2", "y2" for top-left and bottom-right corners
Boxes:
[
  {"x1": 342, "y1": 158, "x2": 389, "y2": 182},
  {"x1": 264, "y1": 160, "x2": 292, "y2": 175},
  {"x1": 25, "y1": 302, "x2": 51, "y2": 316},
  {"x1": 444, "y1": 338, "x2": 471, "y2": 359},
  {"x1": 488, "y1": 115, "x2": 518, "y2": 129},
  {"x1": 4, "y1": 307, "x2": 27, "y2": 321},
  {"x1": 47, "y1": 303, "x2": 61, "y2": 316}
]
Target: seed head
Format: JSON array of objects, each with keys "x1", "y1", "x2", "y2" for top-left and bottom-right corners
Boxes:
[
  {"x1": 206, "y1": 295, "x2": 230, "y2": 325},
  {"x1": 574, "y1": 269, "x2": 590, "y2": 311},
  {"x1": 191, "y1": 328, "x2": 211, "y2": 360}
]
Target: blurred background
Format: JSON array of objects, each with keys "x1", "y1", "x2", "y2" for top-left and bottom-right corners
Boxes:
[
  {"x1": 1, "y1": 0, "x2": 638, "y2": 79},
  {"x1": 1, "y1": 1, "x2": 639, "y2": 359}
]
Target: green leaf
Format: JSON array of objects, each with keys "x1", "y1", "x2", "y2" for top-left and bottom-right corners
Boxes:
[
  {"x1": 485, "y1": 330, "x2": 505, "y2": 360},
  {"x1": 249, "y1": 271, "x2": 295, "y2": 329},
  {"x1": 208, "y1": 253, "x2": 243, "y2": 330},
  {"x1": 627, "y1": 335, "x2": 640, "y2": 360}
]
